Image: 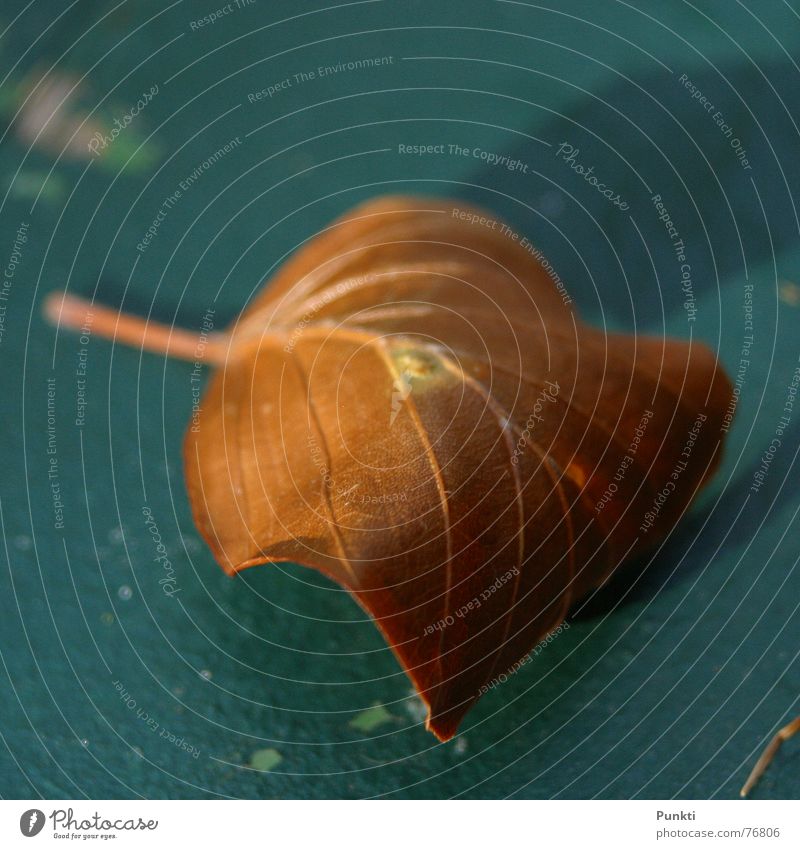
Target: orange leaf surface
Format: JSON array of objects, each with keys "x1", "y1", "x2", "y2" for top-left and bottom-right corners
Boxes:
[{"x1": 181, "y1": 195, "x2": 732, "y2": 741}]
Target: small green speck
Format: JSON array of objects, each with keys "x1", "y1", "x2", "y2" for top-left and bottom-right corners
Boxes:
[
  {"x1": 249, "y1": 748, "x2": 282, "y2": 772},
  {"x1": 9, "y1": 171, "x2": 67, "y2": 205},
  {"x1": 349, "y1": 703, "x2": 393, "y2": 733},
  {"x1": 98, "y1": 134, "x2": 161, "y2": 174}
]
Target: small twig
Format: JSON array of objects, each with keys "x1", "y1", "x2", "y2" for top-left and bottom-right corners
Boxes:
[
  {"x1": 43, "y1": 292, "x2": 229, "y2": 364},
  {"x1": 740, "y1": 715, "x2": 800, "y2": 797}
]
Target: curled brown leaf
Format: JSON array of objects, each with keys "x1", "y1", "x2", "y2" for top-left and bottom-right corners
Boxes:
[{"x1": 182, "y1": 196, "x2": 733, "y2": 740}]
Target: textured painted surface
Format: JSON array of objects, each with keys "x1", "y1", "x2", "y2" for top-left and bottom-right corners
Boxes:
[{"x1": 0, "y1": 0, "x2": 798, "y2": 799}]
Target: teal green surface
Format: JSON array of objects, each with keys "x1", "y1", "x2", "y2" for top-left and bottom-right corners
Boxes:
[{"x1": 1, "y1": 0, "x2": 799, "y2": 799}]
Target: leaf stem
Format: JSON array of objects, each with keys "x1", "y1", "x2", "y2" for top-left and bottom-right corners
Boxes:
[
  {"x1": 740, "y1": 714, "x2": 800, "y2": 797},
  {"x1": 43, "y1": 292, "x2": 229, "y2": 365}
]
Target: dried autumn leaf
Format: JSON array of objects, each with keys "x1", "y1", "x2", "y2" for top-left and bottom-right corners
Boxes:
[
  {"x1": 182, "y1": 196, "x2": 732, "y2": 741},
  {"x1": 45, "y1": 195, "x2": 733, "y2": 742}
]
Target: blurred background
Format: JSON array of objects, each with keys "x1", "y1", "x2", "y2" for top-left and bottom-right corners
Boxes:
[{"x1": 1, "y1": 0, "x2": 799, "y2": 799}]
